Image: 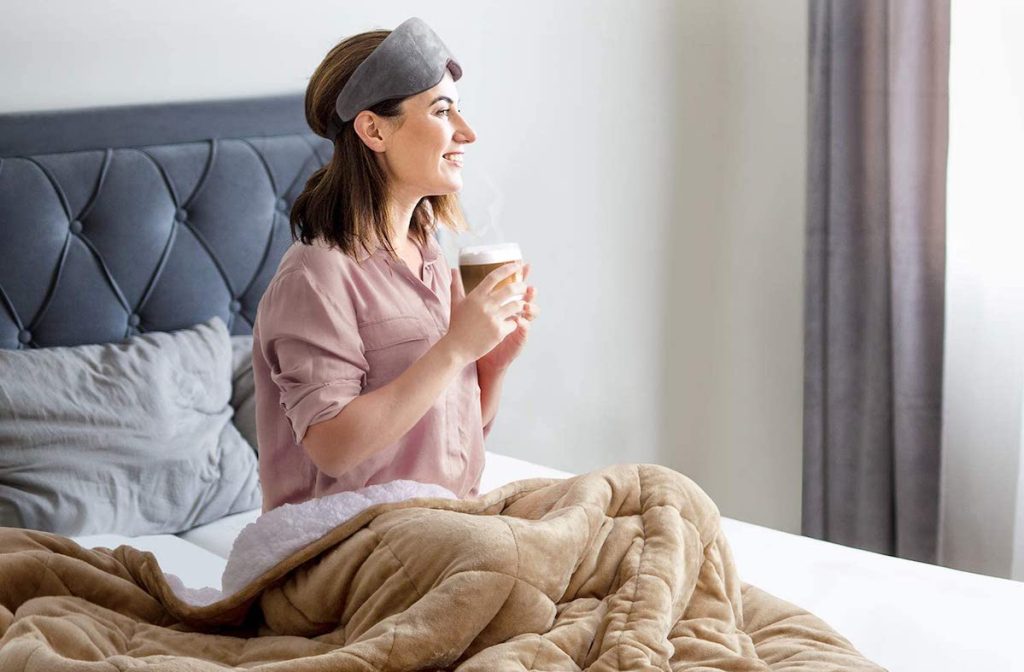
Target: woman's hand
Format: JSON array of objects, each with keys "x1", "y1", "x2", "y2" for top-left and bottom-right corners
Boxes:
[
  {"x1": 444, "y1": 261, "x2": 529, "y2": 365},
  {"x1": 452, "y1": 263, "x2": 539, "y2": 376}
]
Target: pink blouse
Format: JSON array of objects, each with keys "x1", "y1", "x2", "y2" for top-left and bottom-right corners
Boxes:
[{"x1": 252, "y1": 233, "x2": 489, "y2": 512}]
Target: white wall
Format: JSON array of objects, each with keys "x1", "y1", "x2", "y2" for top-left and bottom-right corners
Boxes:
[
  {"x1": 0, "y1": 1, "x2": 808, "y2": 532},
  {"x1": 663, "y1": 1, "x2": 808, "y2": 534},
  {"x1": 942, "y1": 0, "x2": 1024, "y2": 581}
]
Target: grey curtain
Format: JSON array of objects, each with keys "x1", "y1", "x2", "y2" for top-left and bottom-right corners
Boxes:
[{"x1": 803, "y1": 0, "x2": 950, "y2": 563}]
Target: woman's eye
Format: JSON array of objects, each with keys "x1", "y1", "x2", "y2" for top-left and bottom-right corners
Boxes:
[{"x1": 437, "y1": 108, "x2": 450, "y2": 117}]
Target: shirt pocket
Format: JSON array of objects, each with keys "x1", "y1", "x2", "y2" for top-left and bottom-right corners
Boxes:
[{"x1": 359, "y1": 316, "x2": 431, "y2": 390}]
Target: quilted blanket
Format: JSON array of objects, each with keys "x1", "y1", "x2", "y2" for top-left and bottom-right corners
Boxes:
[{"x1": 0, "y1": 464, "x2": 886, "y2": 670}]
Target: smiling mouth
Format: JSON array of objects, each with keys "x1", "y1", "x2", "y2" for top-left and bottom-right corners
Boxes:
[{"x1": 442, "y1": 153, "x2": 463, "y2": 167}]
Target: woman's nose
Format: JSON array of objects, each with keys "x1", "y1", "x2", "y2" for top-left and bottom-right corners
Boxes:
[{"x1": 455, "y1": 115, "x2": 477, "y2": 144}]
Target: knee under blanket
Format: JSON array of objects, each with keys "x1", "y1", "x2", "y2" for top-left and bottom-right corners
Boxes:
[{"x1": 0, "y1": 464, "x2": 886, "y2": 671}]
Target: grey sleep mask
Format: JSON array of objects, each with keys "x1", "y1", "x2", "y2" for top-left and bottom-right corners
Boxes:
[{"x1": 327, "y1": 17, "x2": 462, "y2": 138}]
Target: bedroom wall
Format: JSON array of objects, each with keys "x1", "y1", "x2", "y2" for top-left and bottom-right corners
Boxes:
[
  {"x1": 662, "y1": 2, "x2": 808, "y2": 534},
  {"x1": 0, "y1": 1, "x2": 808, "y2": 534}
]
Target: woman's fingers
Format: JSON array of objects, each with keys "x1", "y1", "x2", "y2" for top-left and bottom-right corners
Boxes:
[
  {"x1": 492, "y1": 282, "x2": 528, "y2": 305},
  {"x1": 499, "y1": 299, "x2": 527, "y2": 320},
  {"x1": 478, "y1": 261, "x2": 523, "y2": 294}
]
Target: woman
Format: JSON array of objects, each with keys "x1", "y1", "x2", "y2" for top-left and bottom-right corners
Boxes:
[{"x1": 251, "y1": 18, "x2": 539, "y2": 512}]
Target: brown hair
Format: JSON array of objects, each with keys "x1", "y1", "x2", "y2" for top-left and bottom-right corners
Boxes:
[{"x1": 290, "y1": 30, "x2": 469, "y2": 261}]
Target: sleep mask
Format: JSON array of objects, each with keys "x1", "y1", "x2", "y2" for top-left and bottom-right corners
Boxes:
[{"x1": 326, "y1": 17, "x2": 462, "y2": 139}]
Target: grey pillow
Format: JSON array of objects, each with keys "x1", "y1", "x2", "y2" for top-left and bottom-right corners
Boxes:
[
  {"x1": 0, "y1": 316, "x2": 261, "y2": 536},
  {"x1": 229, "y1": 335, "x2": 258, "y2": 454}
]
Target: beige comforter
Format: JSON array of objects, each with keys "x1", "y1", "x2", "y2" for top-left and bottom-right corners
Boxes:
[{"x1": 0, "y1": 464, "x2": 885, "y2": 670}]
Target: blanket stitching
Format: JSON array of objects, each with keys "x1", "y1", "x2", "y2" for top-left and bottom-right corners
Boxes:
[
  {"x1": 376, "y1": 539, "x2": 411, "y2": 672},
  {"x1": 707, "y1": 531, "x2": 770, "y2": 657},
  {"x1": 25, "y1": 553, "x2": 63, "y2": 606},
  {"x1": 498, "y1": 515, "x2": 532, "y2": 667},
  {"x1": 384, "y1": 614, "x2": 398, "y2": 671},
  {"x1": 272, "y1": 574, "x2": 340, "y2": 633},
  {"x1": 284, "y1": 531, "x2": 426, "y2": 647},
  {"x1": 615, "y1": 465, "x2": 648, "y2": 670},
  {"x1": 498, "y1": 517, "x2": 523, "y2": 583},
  {"x1": 330, "y1": 646, "x2": 385, "y2": 670},
  {"x1": 527, "y1": 633, "x2": 544, "y2": 670},
  {"x1": 374, "y1": 530, "x2": 425, "y2": 602},
  {"x1": 442, "y1": 520, "x2": 522, "y2": 670},
  {"x1": 498, "y1": 515, "x2": 524, "y2": 616},
  {"x1": 703, "y1": 541, "x2": 732, "y2": 623},
  {"x1": 21, "y1": 643, "x2": 43, "y2": 672},
  {"x1": 471, "y1": 574, "x2": 520, "y2": 669}
]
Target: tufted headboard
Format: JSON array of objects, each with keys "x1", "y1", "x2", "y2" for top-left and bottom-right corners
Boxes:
[{"x1": 0, "y1": 94, "x2": 331, "y2": 350}]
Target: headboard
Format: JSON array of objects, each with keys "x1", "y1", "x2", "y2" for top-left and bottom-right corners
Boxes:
[{"x1": 0, "y1": 94, "x2": 332, "y2": 350}]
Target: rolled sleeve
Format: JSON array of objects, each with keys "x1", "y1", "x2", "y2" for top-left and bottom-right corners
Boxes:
[{"x1": 257, "y1": 269, "x2": 367, "y2": 445}]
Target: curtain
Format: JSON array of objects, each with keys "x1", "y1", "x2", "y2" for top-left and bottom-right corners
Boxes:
[{"x1": 803, "y1": 0, "x2": 950, "y2": 563}]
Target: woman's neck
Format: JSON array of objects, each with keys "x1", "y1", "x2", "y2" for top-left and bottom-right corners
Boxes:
[{"x1": 386, "y1": 190, "x2": 424, "y2": 253}]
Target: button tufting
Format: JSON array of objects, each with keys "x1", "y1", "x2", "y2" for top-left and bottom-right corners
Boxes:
[
  {"x1": 17, "y1": 329, "x2": 31, "y2": 344},
  {"x1": 276, "y1": 197, "x2": 288, "y2": 211},
  {"x1": 175, "y1": 207, "x2": 187, "y2": 222},
  {"x1": 229, "y1": 299, "x2": 241, "y2": 312},
  {"x1": 128, "y1": 314, "x2": 141, "y2": 327},
  {"x1": 69, "y1": 220, "x2": 83, "y2": 234}
]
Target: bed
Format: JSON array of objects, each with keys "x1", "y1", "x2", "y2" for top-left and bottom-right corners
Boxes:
[{"x1": 1, "y1": 95, "x2": 1022, "y2": 672}]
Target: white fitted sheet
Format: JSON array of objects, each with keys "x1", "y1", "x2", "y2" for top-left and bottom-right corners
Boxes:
[
  {"x1": 70, "y1": 533, "x2": 226, "y2": 590},
  {"x1": 176, "y1": 509, "x2": 261, "y2": 561},
  {"x1": 720, "y1": 517, "x2": 1024, "y2": 672},
  {"x1": 71, "y1": 453, "x2": 1024, "y2": 672}
]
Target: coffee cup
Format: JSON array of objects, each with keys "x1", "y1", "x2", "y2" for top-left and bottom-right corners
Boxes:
[{"x1": 458, "y1": 243, "x2": 524, "y2": 305}]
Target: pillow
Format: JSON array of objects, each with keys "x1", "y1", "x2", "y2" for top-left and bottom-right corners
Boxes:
[
  {"x1": 229, "y1": 335, "x2": 258, "y2": 454},
  {"x1": 0, "y1": 316, "x2": 262, "y2": 536}
]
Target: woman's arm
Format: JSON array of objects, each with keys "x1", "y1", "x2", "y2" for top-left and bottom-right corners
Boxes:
[
  {"x1": 477, "y1": 362, "x2": 506, "y2": 437},
  {"x1": 303, "y1": 335, "x2": 469, "y2": 478},
  {"x1": 304, "y1": 262, "x2": 526, "y2": 479},
  {"x1": 471, "y1": 263, "x2": 537, "y2": 439}
]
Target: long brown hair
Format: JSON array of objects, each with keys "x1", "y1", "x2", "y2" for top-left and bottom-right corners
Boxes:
[{"x1": 291, "y1": 30, "x2": 469, "y2": 261}]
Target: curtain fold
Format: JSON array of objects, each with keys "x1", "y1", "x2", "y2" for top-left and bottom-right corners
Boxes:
[{"x1": 803, "y1": 0, "x2": 950, "y2": 563}]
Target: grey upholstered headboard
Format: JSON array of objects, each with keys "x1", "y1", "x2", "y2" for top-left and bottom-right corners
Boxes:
[{"x1": 0, "y1": 94, "x2": 331, "y2": 350}]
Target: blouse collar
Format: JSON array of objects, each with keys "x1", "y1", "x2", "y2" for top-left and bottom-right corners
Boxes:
[{"x1": 373, "y1": 233, "x2": 441, "y2": 268}]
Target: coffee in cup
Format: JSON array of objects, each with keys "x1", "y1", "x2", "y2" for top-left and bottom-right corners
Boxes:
[{"x1": 458, "y1": 243, "x2": 524, "y2": 304}]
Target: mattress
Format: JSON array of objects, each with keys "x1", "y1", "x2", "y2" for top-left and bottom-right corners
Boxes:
[{"x1": 72, "y1": 451, "x2": 1024, "y2": 672}]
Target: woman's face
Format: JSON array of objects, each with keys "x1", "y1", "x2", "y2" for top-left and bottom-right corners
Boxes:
[{"x1": 365, "y1": 70, "x2": 477, "y2": 198}]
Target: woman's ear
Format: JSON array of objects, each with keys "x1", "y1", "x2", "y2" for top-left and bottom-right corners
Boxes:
[{"x1": 353, "y1": 111, "x2": 387, "y2": 153}]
